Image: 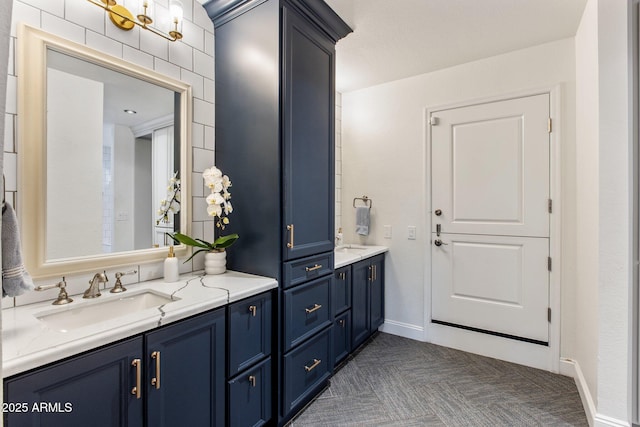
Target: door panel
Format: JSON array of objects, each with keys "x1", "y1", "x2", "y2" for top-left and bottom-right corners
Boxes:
[
  {"x1": 432, "y1": 234, "x2": 549, "y2": 342},
  {"x1": 431, "y1": 94, "x2": 550, "y2": 344},
  {"x1": 432, "y1": 94, "x2": 549, "y2": 238}
]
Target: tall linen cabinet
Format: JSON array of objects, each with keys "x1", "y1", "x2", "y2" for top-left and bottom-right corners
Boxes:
[{"x1": 205, "y1": 0, "x2": 351, "y2": 424}]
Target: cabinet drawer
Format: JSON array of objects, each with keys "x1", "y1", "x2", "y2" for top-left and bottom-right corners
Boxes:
[
  {"x1": 228, "y1": 357, "x2": 272, "y2": 427},
  {"x1": 283, "y1": 252, "x2": 334, "y2": 289},
  {"x1": 333, "y1": 310, "x2": 351, "y2": 367},
  {"x1": 228, "y1": 292, "x2": 272, "y2": 375},
  {"x1": 284, "y1": 276, "x2": 332, "y2": 351},
  {"x1": 283, "y1": 327, "x2": 331, "y2": 414},
  {"x1": 333, "y1": 266, "x2": 351, "y2": 315}
]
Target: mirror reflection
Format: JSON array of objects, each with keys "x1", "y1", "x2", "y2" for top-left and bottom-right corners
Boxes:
[{"x1": 45, "y1": 49, "x2": 180, "y2": 261}]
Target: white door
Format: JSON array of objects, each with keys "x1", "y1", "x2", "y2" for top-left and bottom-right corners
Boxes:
[{"x1": 431, "y1": 94, "x2": 550, "y2": 343}]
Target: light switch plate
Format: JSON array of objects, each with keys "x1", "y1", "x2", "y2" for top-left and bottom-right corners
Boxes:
[
  {"x1": 408, "y1": 226, "x2": 416, "y2": 240},
  {"x1": 384, "y1": 225, "x2": 392, "y2": 239}
]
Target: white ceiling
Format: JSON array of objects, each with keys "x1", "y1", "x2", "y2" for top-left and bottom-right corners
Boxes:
[
  {"x1": 325, "y1": 0, "x2": 588, "y2": 92},
  {"x1": 198, "y1": 0, "x2": 588, "y2": 93}
]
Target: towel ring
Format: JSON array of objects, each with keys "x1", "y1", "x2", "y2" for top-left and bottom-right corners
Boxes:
[{"x1": 353, "y1": 196, "x2": 372, "y2": 209}]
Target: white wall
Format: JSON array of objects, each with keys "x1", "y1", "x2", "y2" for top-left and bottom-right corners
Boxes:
[
  {"x1": 594, "y1": 0, "x2": 633, "y2": 424},
  {"x1": 574, "y1": 0, "x2": 600, "y2": 415},
  {"x1": 342, "y1": 38, "x2": 577, "y2": 345},
  {"x1": 4, "y1": 0, "x2": 216, "y2": 307},
  {"x1": 113, "y1": 125, "x2": 136, "y2": 252}
]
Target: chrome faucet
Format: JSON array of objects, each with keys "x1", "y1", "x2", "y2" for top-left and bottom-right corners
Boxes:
[{"x1": 83, "y1": 271, "x2": 108, "y2": 299}]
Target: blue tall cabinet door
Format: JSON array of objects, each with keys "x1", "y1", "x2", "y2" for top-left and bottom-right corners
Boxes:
[
  {"x1": 4, "y1": 337, "x2": 143, "y2": 427},
  {"x1": 145, "y1": 309, "x2": 225, "y2": 427},
  {"x1": 351, "y1": 259, "x2": 372, "y2": 350},
  {"x1": 282, "y1": 2, "x2": 335, "y2": 261}
]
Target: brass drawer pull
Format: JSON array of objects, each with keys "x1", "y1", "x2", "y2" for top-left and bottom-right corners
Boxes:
[
  {"x1": 287, "y1": 224, "x2": 294, "y2": 248},
  {"x1": 373, "y1": 265, "x2": 377, "y2": 281},
  {"x1": 305, "y1": 264, "x2": 322, "y2": 272},
  {"x1": 305, "y1": 303, "x2": 322, "y2": 314},
  {"x1": 151, "y1": 351, "x2": 161, "y2": 389},
  {"x1": 249, "y1": 375, "x2": 256, "y2": 387},
  {"x1": 131, "y1": 359, "x2": 141, "y2": 399},
  {"x1": 339, "y1": 319, "x2": 345, "y2": 327},
  {"x1": 249, "y1": 305, "x2": 257, "y2": 316},
  {"x1": 338, "y1": 272, "x2": 346, "y2": 280},
  {"x1": 304, "y1": 358, "x2": 321, "y2": 372}
]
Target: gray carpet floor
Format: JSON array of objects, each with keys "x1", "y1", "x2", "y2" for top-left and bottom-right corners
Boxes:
[{"x1": 289, "y1": 333, "x2": 588, "y2": 426}]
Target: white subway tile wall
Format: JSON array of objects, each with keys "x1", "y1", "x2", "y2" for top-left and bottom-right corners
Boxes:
[{"x1": 4, "y1": 0, "x2": 216, "y2": 307}]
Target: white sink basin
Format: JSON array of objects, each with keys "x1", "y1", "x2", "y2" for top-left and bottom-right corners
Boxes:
[
  {"x1": 36, "y1": 290, "x2": 178, "y2": 332},
  {"x1": 335, "y1": 245, "x2": 369, "y2": 254}
]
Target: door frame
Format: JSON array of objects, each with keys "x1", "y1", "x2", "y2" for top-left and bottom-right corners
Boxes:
[{"x1": 423, "y1": 85, "x2": 563, "y2": 373}]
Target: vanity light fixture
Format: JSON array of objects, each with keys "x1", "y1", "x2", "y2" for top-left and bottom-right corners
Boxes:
[{"x1": 87, "y1": 0, "x2": 183, "y2": 42}]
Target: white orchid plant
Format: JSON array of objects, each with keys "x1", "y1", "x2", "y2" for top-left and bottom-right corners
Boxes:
[
  {"x1": 157, "y1": 171, "x2": 181, "y2": 225},
  {"x1": 170, "y1": 166, "x2": 239, "y2": 262}
]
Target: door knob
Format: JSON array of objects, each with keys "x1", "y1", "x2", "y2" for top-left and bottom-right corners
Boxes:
[
  {"x1": 434, "y1": 239, "x2": 448, "y2": 246},
  {"x1": 434, "y1": 209, "x2": 442, "y2": 216}
]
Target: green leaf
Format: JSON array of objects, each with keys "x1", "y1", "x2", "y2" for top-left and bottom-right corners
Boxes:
[
  {"x1": 183, "y1": 248, "x2": 209, "y2": 264},
  {"x1": 170, "y1": 233, "x2": 210, "y2": 249},
  {"x1": 213, "y1": 233, "x2": 239, "y2": 249}
]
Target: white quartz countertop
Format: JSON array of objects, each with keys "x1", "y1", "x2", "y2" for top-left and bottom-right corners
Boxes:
[
  {"x1": 334, "y1": 245, "x2": 388, "y2": 268},
  {"x1": 2, "y1": 271, "x2": 277, "y2": 377}
]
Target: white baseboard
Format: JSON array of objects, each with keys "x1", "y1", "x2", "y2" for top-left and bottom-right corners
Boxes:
[
  {"x1": 379, "y1": 319, "x2": 424, "y2": 341},
  {"x1": 559, "y1": 358, "x2": 630, "y2": 427},
  {"x1": 594, "y1": 414, "x2": 631, "y2": 427},
  {"x1": 560, "y1": 358, "x2": 596, "y2": 427}
]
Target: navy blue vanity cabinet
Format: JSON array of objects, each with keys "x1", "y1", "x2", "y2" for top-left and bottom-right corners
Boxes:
[
  {"x1": 332, "y1": 266, "x2": 352, "y2": 367},
  {"x1": 351, "y1": 255, "x2": 385, "y2": 351},
  {"x1": 145, "y1": 308, "x2": 226, "y2": 427},
  {"x1": 227, "y1": 291, "x2": 273, "y2": 426},
  {"x1": 283, "y1": 275, "x2": 332, "y2": 351},
  {"x1": 4, "y1": 308, "x2": 226, "y2": 427},
  {"x1": 206, "y1": 0, "x2": 351, "y2": 424},
  {"x1": 4, "y1": 337, "x2": 143, "y2": 427}
]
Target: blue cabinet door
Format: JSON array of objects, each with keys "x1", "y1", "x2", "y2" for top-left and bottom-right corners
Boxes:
[
  {"x1": 228, "y1": 357, "x2": 272, "y2": 427},
  {"x1": 333, "y1": 310, "x2": 351, "y2": 367},
  {"x1": 369, "y1": 255, "x2": 385, "y2": 331},
  {"x1": 351, "y1": 259, "x2": 371, "y2": 350},
  {"x1": 4, "y1": 337, "x2": 143, "y2": 427},
  {"x1": 282, "y1": 3, "x2": 335, "y2": 261},
  {"x1": 333, "y1": 267, "x2": 351, "y2": 315},
  {"x1": 145, "y1": 309, "x2": 225, "y2": 427},
  {"x1": 228, "y1": 291, "x2": 272, "y2": 376}
]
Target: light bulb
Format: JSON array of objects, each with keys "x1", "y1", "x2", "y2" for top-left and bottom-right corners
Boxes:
[{"x1": 169, "y1": 0, "x2": 183, "y2": 24}]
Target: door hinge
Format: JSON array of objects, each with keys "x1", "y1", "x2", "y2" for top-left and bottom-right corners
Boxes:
[
  {"x1": 548, "y1": 199, "x2": 553, "y2": 213},
  {"x1": 547, "y1": 307, "x2": 552, "y2": 323},
  {"x1": 547, "y1": 257, "x2": 552, "y2": 272},
  {"x1": 430, "y1": 116, "x2": 439, "y2": 126},
  {"x1": 548, "y1": 118, "x2": 552, "y2": 133}
]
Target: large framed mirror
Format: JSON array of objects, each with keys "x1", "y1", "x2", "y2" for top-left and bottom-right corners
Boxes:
[{"x1": 18, "y1": 25, "x2": 192, "y2": 279}]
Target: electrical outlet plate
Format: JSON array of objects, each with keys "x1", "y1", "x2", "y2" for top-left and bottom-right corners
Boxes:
[
  {"x1": 384, "y1": 225, "x2": 392, "y2": 239},
  {"x1": 408, "y1": 226, "x2": 416, "y2": 240}
]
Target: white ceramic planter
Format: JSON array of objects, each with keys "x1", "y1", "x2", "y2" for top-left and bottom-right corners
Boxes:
[{"x1": 204, "y1": 250, "x2": 226, "y2": 275}]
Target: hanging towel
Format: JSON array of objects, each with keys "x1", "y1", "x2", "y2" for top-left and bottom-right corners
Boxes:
[
  {"x1": 2, "y1": 202, "x2": 34, "y2": 297},
  {"x1": 355, "y1": 206, "x2": 370, "y2": 236}
]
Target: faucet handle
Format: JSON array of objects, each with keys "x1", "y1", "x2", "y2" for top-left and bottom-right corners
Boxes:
[
  {"x1": 35, "y1": 277, "x2": 73, "y2": 305},
  {"x1": 111, "y1": 270, "x2": 137, "y2": 293}
]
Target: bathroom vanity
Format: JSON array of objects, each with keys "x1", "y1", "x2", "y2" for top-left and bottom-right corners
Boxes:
[{"x1": 2, "y1": 273, "x2": 277, "y2": 426}]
